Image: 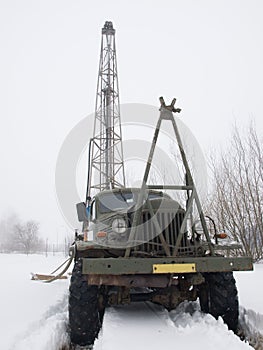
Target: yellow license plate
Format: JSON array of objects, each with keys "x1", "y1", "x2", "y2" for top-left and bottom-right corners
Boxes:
[{"x1": 153, "y1": 263, "x2": 196, "y2": 274}]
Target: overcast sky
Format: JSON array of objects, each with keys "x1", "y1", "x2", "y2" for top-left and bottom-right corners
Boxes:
[{"x1": 0, "y1": 0, "x2": 262, "y2": 242}]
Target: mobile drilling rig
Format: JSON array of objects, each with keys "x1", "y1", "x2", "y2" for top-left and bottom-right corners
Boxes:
[{"x1": 69, "y1": 21, "x2": 253, "y2": 348}]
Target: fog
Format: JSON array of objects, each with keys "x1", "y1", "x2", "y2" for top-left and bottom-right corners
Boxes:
[{"x1": 0, "y1": 0, "x2": 263, "y2": 243}]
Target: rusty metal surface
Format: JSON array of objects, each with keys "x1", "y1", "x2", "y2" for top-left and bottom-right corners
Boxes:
[{"x1": 87, "y1": 274, "x2": 179, "y2": 288}]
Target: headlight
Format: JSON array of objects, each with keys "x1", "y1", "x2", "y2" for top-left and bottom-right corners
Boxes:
[{"x1": 112, "y1": 217, "x2": 127, "y2": 234}]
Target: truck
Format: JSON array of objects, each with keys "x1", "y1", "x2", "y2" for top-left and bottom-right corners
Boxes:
[{"x1": 68, "y1": 98, "x2": 253, "y2": 348}]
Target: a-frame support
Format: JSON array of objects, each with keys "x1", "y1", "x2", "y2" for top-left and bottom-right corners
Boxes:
[{"x1": 124, "y1": 97, "x2": 214, "y2": 258}]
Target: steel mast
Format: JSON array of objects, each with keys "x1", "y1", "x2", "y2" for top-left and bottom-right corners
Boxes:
[{"x1": 88, "y1": 21, "x2": 126, "y2": 197}]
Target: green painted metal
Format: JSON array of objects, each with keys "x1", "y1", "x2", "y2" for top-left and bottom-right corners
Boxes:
[
  {"x1": 77, "y1": 97, "x2": 254, "y2": 280},
  {"x1": 75, "y1": 240, "x2": 243, "y2": 252},
  {"x1": 82, "y1": 256, "x2": 253, "y2": 275},
  {"x1": 123, "y1": 98, "x2": 215, "y2": 257}
]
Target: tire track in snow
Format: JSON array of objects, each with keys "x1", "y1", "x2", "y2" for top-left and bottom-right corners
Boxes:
[
  {"x1": 93, "y1": 301, "x2": 252, "y2": 350},
  {"x1": 10, "y1": 292, "x2": 263, "y2": 350}
]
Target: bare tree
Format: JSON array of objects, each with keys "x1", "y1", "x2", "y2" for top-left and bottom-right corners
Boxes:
[
  {"x1": 208, "y1": 122, "x2": 263, "y2": 261},
  {"x1": 14, "y1": 220, "x2": 42, "y2": 254}
]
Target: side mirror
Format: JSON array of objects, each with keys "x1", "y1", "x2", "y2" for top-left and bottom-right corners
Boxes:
[{"x1": 76, "y1": 202, "x2": 89, "y2": 222}]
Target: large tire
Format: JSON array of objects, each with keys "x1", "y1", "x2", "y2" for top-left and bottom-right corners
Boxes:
[
  {"x1": 199, "y1": 272, "x2": 239, "y2": 333},
  {"x1": 69, "y1": 259, "x2": 101, "y2": 346}
]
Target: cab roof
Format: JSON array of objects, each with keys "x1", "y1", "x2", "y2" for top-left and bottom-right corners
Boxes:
[{"x1": 94, "y1": 187, "x2": 171, "y2": 199}]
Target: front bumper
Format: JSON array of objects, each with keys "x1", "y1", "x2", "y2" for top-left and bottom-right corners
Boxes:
[{"x1": 82, "y1": 256, "x2": 253, "y2": 275}]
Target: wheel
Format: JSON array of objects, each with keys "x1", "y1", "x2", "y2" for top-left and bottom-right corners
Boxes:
[
  {"x1": 69, "y1": 259, "x2": 102, "y2": 346},
  {"x1": 198, "y1": 272, "x2": 239, "y2": 332}
]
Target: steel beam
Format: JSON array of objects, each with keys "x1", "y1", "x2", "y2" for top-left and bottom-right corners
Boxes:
[{"x1": 82, "y1": 256, "x2": 253, "y2": 275}]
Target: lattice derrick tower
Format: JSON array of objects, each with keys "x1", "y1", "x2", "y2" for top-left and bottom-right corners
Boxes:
[{"x1": 88, "y1": 21, "x2": 126, "y2": 196}]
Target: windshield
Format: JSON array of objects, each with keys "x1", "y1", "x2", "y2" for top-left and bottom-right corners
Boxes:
[{"x1": 98, "y1": 192, "x2": 135, "y2": 213}]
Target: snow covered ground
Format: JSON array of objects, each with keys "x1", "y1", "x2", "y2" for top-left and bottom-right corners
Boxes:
[{"x1": 0, "y1": 253, "x2": 262, "y2": 350}]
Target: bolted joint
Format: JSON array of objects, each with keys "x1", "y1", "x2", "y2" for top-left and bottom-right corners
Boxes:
[{"x1": 159, "y1": 96, "x2": 181, "y2": 113}]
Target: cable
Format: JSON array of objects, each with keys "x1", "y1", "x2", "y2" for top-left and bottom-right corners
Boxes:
[{"x1": 44, "y1": 245, "x2": 76, "y2": 283}]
